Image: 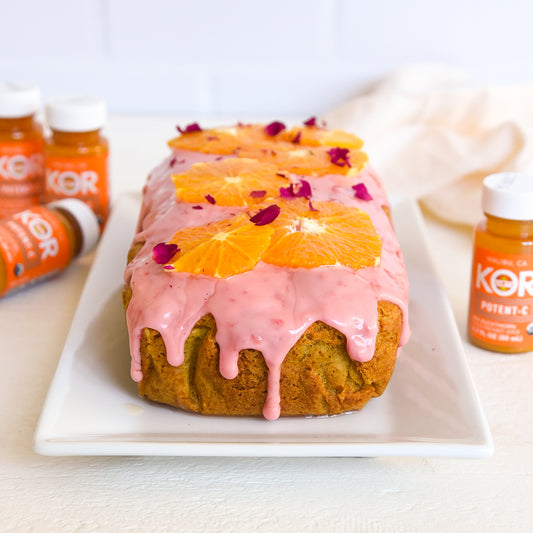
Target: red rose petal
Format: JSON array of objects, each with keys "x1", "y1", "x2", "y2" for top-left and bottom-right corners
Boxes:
[
  {"x1": 249, "y1": 190, "x2": 267, "y2": 198},
  {"x1": 265, "y1": 121, "x2": 286, "y2": 136},
  {"x1": 205, "y1": 194, "x2": 216, "y2": 204},
  {"x1": 250, "y1": 204, "x2": 280, "y2": 226},
  {"x1": 328, "y1": 147, "x2": 351, "y2": 167},
  {"x1": 294, "y1": 179, "x2": 312, "y2": 199},
  {"x1": 352, "y1": 182, "x2": 373, "y2": 201},
  {"x1": 280, "y1": 179, "x2": 312, "y2": 199},
  {"x1": 279, "y1": 184, "x2": 295, "y2": 198},
  {"x1": 152, "y1": 242, "x2": 179, "y2": 264},
  {"x1": 177, "y1": 122, "x2": 202, "y2": 134}
]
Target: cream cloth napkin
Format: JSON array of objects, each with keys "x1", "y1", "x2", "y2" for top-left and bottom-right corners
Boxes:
[{"x1": 325, "y1": 63, "x2": 533, "y2": 226}]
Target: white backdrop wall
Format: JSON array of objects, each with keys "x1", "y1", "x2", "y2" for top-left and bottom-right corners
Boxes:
[{"x1": 1, "y1": 0, "x2": 533, "y2": 117}]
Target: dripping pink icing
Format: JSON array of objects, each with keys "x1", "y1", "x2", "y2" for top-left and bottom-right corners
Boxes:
[{"x1": 125, "y1": 146, "x2": 410, "y2": 420}]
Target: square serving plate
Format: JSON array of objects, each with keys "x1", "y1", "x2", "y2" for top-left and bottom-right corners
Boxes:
[{"x1": 34, "y1": 193, "x2": 493, "y2": 457}]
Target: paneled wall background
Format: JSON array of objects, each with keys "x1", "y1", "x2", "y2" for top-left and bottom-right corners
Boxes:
[{"x1": 1, "y1": 0, "x2": 532, "y2": 117}]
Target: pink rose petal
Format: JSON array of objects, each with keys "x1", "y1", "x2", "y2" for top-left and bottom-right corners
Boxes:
[
  {"x1": 265, "y1": 121, "x2": 286, "y2": 136},
  {"x1": 177, "y1": 122, "x2": 202, "y2": 134},
  {"x1": 249, "y1": 190, "x2": 267, "y2": 198},
  {"x1": 352, "y1": 182, "x2": 373, "y2": 201},
  {"x1": 250, "y1": 204, "x2": 280, "y2": 226},
  {"x1": 328, "y1": 147, "x2": 351, "y2": 167},
  {"x1": 279, "y1": 179, "x2": 312, "y2": 199},
  {"x1": 279, "y1": 184, "x2": 294, "y2": 198},
  {"x1": 295, "y1": 179, "x2": 312, "y2": 199},
  {"x1": 152, "y1": 242, "x2": 179, "y2": 264}
]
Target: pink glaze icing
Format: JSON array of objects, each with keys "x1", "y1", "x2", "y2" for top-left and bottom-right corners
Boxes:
[{"x1": 125, "y1": 146, "x2": 410, "y2": 420}]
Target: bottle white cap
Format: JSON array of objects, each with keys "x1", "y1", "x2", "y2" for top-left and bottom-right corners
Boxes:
[
  {"x1": 49, "y1": 199, "x2": 100, "y2": 257},
  {"x1": 0, "y1": 82, "x2": 40, "y2": 118},
  {"x1": 46, "y1": 96, "x2": 106, "y2": 132},
  {"x1": 482, "y1": 172, "x2": 533, "y2": 221}
]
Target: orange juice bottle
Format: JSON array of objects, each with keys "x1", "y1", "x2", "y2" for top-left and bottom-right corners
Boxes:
[
  {"x1": 0, "y1": 82, "x2": 44, "y2": 217},
  {"x1": 0, "y1": 198, "x2": 99, "y2": 297},
  {"x1": 44, "y1": 96, "x2": 109, "y2": 228},
  {"x1": 468, "y1": 172, "x2": 533, "y2": 353}
]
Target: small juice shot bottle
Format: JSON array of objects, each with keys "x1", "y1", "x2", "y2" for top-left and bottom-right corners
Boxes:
[
  {"x1": 468, "y1": 172, "x2": 533, "y2": 353},
  {"x1": 0, "y1": 198, "x2": 99, "y2": 298},
  {"x1": 0, "y1": 82, "x2": 44, "y2": 217},
  {"x1": 44, "y1": 96, "x2": 109, "y2": 228}
]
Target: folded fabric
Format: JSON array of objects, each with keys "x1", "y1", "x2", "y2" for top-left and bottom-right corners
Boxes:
[{"x1": 325, "y1": 63, "x2": 533, "y2": 226}]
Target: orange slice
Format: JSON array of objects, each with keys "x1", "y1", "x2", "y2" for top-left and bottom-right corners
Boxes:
[
  {"x1": 168, "y1": 124, "x2": 293, "y2": 156},
  {"x1": 246, "y1": 146, "x2": 368, "y2": 176},
  {"x1": 168, "y1": 213, "x2": 274, "y2": 278},
  {"x1": 172, "y1": 158, "x2": 289, "y2": 206},
  {"x1": 281, "y1": 126, "x2": 364, "y2": 149},
  {"x1": 262, "y1": 199, "x2": 381, "y2": 270}
]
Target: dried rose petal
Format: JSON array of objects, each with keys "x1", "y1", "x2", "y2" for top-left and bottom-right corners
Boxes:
[
  {"x1": 279, "y1": 184, "x2": 295, "y2": 198},
  {"x1": 292, "y1": 131, "x2": 302, "y2": 144},
  {"x1": 265, "y1": 121, "x2": 286, "y2": 136},
  {"x1": 192, "y1": 205, "x2": 204, "y2": 210},
  {"x1": 328, "y1": 147, "x2": 351, "y2": 167},
  {"x1": 163, "y1": 265, "x2": 175, "y2": 270},
  {"x1": 280, "y1": 179, "x2": 312, "y2": 200},
  {"x1": 309, "y1": 201, "x2": 319, "y2": 212},
  {"x1": 169, "y1": 156, "x2": 177, "y2": 167},
  {"x1": 303, "y1": 116, "x2": 317, "y2": 127},
  {"x1": 352, "y1": 182, "x2": 373, "y2": 201},
  {"x1": 250, "y1": 204, "x2": 280, "y2": 226},
  {"x1": 249, "y1": 190, "x2": 267, "y2": 198},
  {"x1": 205, "y1": 194, "x2": 216, "y2": 204},
  {"x1": 177, "y1": 122, "x2": 202, "y2": 134},
  {"x1": 295, "y1": 179, "x2": 312, "y2": 199},
  {"x1": 152, "y1": 242, "x2": 179, "y2": 264}
]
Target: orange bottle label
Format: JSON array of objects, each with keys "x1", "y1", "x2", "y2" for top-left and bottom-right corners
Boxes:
[
  {"x1": 44, "y1": 153, "x2": 109, "y2": 225},
  {"x1": 0, "y1": 206, "x2": 70, "y2": 296},
  {"x1": 469, "y1": 247, "x2": 533, "y2": 350},
  {"x1": 0, "y1": 139, "x2": 44, "y2": 216}
]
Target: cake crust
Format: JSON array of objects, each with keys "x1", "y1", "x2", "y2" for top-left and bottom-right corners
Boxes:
[{"x1": 124, "y1": 282, "x2": 402, "y2": 416}]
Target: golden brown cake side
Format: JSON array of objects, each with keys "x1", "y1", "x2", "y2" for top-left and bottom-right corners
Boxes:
[{"x1": 123, "y1": 285, "x2": 402, "y2": 416}]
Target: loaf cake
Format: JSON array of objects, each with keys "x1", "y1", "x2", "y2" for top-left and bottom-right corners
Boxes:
[{"x1": 123, "y1": 120, "x2": 410, "y2": 420}]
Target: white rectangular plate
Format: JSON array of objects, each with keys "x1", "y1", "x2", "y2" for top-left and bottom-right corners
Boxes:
[{"x1": 34, "y1": 193, "x2": 493, "y2": 457}]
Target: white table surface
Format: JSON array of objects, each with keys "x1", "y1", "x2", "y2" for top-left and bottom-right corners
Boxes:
[{"x1": 1, "y1": 116, "x2": 532, "y2": 533}]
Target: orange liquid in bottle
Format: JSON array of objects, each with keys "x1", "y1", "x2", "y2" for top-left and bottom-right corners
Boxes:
[
  {"x1": 0, "y1": 199, "x2": 99, "y2": 298},
  {"x1": 468, "y1": 173, "x2": 533, "y2": 353},
  {"x1": 0, "y1": 83, "x2": 44, "y2": 217},
  {"x1": 44, "y1": 97, "x2": 109, "y2": 228}
]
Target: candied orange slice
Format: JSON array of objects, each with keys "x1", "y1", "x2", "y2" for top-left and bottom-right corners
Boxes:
[
  {"x1": 281, "y1": 126, "x2": 364, "y2": 149},
  {"x1": 262, "y1": 199, "x2": 381, "y2": 270},
  {"x1": 168, "y1": 213, "x2": 274, "y2": 278},
  {"x1": 172, "y1": 158, "x2": 289, "y2": 206}
]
